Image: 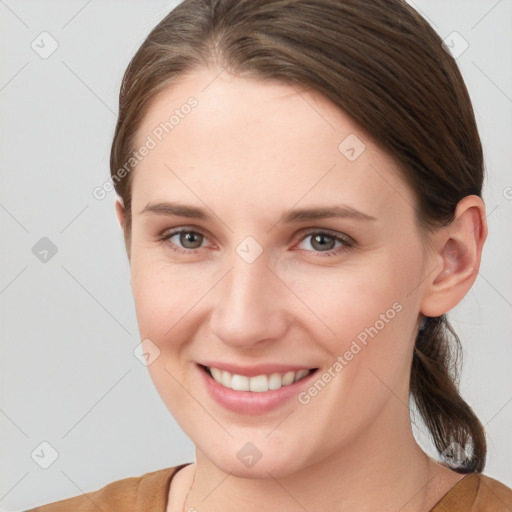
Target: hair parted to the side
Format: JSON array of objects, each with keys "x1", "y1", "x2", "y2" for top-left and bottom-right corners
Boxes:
[{"x1": 110, "y1": 0, "x2": 486, "y2": 472}]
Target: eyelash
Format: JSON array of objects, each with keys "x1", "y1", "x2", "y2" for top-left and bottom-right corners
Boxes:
[{"x1": 157, "y1": 227, "x2": 354, "y2": 257}]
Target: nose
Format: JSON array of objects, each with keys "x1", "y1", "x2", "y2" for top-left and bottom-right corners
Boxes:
[{"x1": 209, "y1": 248, "x2": 289, "y2": 351}]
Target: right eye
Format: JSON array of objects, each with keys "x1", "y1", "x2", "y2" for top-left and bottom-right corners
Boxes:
[{"x1": 158, "y1": 228, "x2": 211, "y2": 255}]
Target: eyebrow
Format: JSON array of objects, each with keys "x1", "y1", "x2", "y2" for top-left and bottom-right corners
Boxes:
[
  {"x1": 140, "y1": 201, "x2": 377, "y2": 223},
  {"x1": 282, "y1": 205, "x2": 376, "y2": 223}
]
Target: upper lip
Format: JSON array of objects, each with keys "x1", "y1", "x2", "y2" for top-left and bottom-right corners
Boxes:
[{"x1": 199, "y1": 361, "x2": 317, "y2": 377}]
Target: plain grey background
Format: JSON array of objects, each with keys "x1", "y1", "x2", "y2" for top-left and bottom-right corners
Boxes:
[{"x1": 0, "y1": 0, "x2": 511, "y2": 510}]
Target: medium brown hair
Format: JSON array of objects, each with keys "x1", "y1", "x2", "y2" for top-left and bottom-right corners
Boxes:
[{"x1": 110, "y1": 0, "x2": 486, "y2": 472}]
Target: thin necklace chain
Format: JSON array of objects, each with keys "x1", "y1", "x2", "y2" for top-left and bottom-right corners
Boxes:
[{"x1": 182, "y1": 464, "x2": 197, "y2": 512}]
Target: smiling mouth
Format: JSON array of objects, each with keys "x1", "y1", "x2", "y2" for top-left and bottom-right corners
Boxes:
[{"x1": 199, "y1": 364, "x2": 318, "y2": 393}]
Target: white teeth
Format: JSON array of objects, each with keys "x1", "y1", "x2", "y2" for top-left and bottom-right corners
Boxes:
[
  {"x1": 294, "y1": 369, "x2": 309, "y2": 382},
  {"x1": 221, "y1": 370, "x2": 231, "y2": 388},
  {"x1": 282, "y1": 371, "x2": 295, "y2": 386},
  {"x1": 268, "y1": 373, "x2": 282, "y2": 390},
  {"x1": 207, "y1": 366, "x2": 312, "y2": 392},
  {"x1": 249, "y1": 375, "x2": 268, "y2": 393},
  {"x1": 231, "y1": 374, "x2": 249, "y2": 391},
  {"x1": 210, "y1": 367, "x2": 222, "y2": 382}
]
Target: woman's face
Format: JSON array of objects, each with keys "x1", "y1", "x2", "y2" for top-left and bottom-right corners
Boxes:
[{"x1": 125, "y1": 68, "x2": 436, "y2": 478}]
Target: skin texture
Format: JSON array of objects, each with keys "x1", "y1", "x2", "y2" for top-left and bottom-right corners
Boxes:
[{"x1": 115, "y1": 68, "x2": 487, "y2": 511}]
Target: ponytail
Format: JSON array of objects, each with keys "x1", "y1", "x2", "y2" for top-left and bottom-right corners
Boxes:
[{"x1": 411, "y1": 315, "x2": 486, "y2": 473}]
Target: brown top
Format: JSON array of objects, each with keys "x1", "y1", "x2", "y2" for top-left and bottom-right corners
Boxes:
[{"x1": 25, "y1": 465, "x2": 512, "y2": 511}]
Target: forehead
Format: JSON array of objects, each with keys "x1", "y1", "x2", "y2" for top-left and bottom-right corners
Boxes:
[{"x1": 131, "y1": 68, "x2": 415, "y2": 223}]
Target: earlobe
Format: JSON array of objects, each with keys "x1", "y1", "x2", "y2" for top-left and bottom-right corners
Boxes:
[
  {"x1": 420, "y1": 195, "x2": 487, "y2": 317},
  {"x1": 115, "y1": 199, "x2": 125, "y2": 228}
]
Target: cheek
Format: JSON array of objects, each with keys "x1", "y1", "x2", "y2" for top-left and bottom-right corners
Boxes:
[
  {"x1": 282, "y1": 249, "x2": 421, "y2": 392},
  {"x1": 130, "y1": 246, "x2": 203, "y2": 340},
  {"x1": 286, "y1": 259, "x2": 418, "y2": 434},
  {"x1": 130, "y1": 256, "x2": 203, "y2": 411},
  {"x1": 282, "y1": 257, "x2": 412, "y2": 339}
]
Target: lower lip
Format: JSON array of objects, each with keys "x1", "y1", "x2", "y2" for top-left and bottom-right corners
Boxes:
[{"x1": 198, "y1": 364, "x2": 318, "y2": 415}]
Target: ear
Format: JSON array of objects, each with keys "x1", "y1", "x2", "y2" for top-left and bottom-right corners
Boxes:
[
  {"x1": 420, "y1": 195, "x2": 487, "y2": 317},
  {"x1": 115, "y1": 199, "x2": 125, "y2": 228}
]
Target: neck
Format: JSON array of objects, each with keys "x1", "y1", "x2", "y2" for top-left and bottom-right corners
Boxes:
[{"x1": 183, "y1": 401, "x2": 457, "y2": 512}]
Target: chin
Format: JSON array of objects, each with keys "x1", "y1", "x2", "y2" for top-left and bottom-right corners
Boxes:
[{"x1": 200, "y1": 441, "x2": 314, "y2": 480}]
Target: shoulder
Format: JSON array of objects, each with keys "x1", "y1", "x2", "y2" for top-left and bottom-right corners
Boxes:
[
  {"x1": 24, "y1": 466, "x2": 183, "y2": 512},
  {"x1": 433, "y1": 473, "x2": 512, "y2": 511}
]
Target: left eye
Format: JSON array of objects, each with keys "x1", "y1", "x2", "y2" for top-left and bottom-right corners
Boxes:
[{"x1": 295, "y1": 230, "x2": 353, "y2": 256}]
